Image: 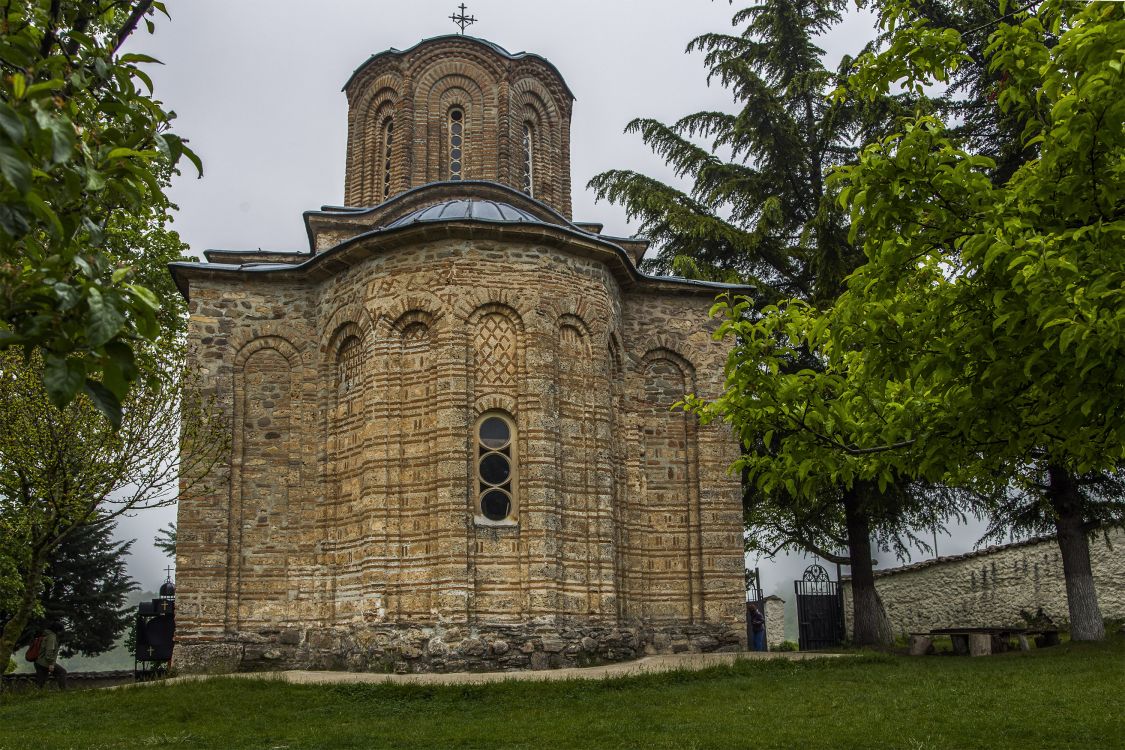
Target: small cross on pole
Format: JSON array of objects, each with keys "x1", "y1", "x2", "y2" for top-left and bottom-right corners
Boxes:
[
  {"x1": 164, "y1": 565, "x2": 174, "y2": 581},
  {"x1": 450, "y1": 3, "x2": 477, "y2": 34}
]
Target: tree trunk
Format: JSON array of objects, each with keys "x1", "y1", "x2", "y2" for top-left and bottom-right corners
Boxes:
[
  {"x1": 0, "y1": 556, "x2": 45, "y2": 671},
  {"x1": 844, "y1": 484, "x2": 894, "y2": 647},
  {"x1": 1047, "y1": 465, "x2": 1105, "y2": 641}
]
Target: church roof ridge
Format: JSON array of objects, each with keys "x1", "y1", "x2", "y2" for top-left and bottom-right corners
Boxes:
[{"x1": 342, "y1": 34, "x2": 575, "y2": 99}]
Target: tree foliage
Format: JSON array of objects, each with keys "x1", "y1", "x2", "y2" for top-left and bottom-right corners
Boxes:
[
  {"x1": 0, "y1": 0, "x2": 199, "y2": 421},
  {"x1": 1, "y1": 518, "x2": 137, "y2": 657},
  {"x1": 153, "y1": 521, "x2": 174, "y2": 558},
  {"x1": 588, "y1": 0, "x2": 904, "y2": 303},
  {"x1": 693, "y1": 0, "x2": 1124, "y2": 640},
  {"x1": 0, "y1": 343, "x2": 225, "y2": 668},
  {"x1": 591, "y1": 0, "x2": 937, "y2": 645}
]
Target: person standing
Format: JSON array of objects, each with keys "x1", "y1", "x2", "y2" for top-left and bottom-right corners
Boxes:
[
  {"x1": 748, "y1": 604, "x2": 766, "y2": 652},
  {"x1": 33, "y1": 621, "x2": 68, "y2": 690}
]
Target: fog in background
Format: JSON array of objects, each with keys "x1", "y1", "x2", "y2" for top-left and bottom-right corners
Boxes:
[{"x1": 115, "y1": 0, "x2": 988, "y2": 595}]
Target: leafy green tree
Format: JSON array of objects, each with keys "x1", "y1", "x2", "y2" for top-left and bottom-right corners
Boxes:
[
  {"x1": 0, "y1": 68, "x2": 209, "y2": 663},
  {"x1": 0, "y1": 344, "x2": 225, "y2": 668},
  {"x1": 0, "y1": 0, "x2": 200, "y2": 422},
  {"x1": 1, "y1": 518, "x2": 137, "y2": 657},
  {"x1": 843, "y1": 0, "x2": 1123, "y2": 640},
  {"x1": 590, "y1": 0, "x2": 935, "y2": 645},
  {"x1": 885, "y1": 0, "x2": 1042, "y2": 184},
  {"x1": 697, "y1": 0, "x2": 1124, "y2": 640}
]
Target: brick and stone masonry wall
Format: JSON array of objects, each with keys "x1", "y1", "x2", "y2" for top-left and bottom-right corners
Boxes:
[
  {"x1": 841, "y1": 528, "x2": 1125, "y2": 636},
  {"x1": 174, "y1": 235, "x2": 747, "y2": 673}
]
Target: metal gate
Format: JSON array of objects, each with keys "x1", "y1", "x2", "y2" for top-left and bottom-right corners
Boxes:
[{"x1": 794, "y1": 564, "x2": 845, "y2": 650}]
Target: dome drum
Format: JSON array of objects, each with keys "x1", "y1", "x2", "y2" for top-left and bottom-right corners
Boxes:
[{"x1": 343, "y1": 35, "x2": 574, "y2": 217}]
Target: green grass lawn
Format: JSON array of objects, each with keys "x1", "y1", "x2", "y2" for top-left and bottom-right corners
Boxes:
[{"x1": 2, "y1": 637, "x2": 1122, "y2": 750}]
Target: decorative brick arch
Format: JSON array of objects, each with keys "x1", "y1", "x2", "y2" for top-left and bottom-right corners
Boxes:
[
  {"x1": 406, "y1": 45, "x2": 508, "y2": 91},
  {"x1": 320, "y1": 302, "x2": 376, "y2": 358},
  {"x1": 345, "y1": 73, "x2": 405, "y2": 205},
  {"x1": 639, "y1": 344, "x2": 697, "y2": 386},
  {"x1": 229, "y1": 333, "x2": 304, "y2": 631},
  {"x1": 557, "y1": 313, "x2": 592, "y2": 348},
  {"x1": 389, "y1": 308, "x2": 436, "y2": 337},
  {"x1": 452, "y1": 287, "x2": 535, "y2": 325},
  {"x1": 376, "y1": 292, "x2": 446, "y2": 341},
  {"x1": 416, "y1": 68, "x2": 492, "y2": 184},
  {"x1": 233, "y1": 332, "x2": 304, "y2": 369},
  {"x1": 511, "y1": 78, "x2": 566, "y2": 207},
  {"x1": 542, "y1": 296, "x2": 609, "y2": 343},
  {"x1": 474, "y1": 391, "x2": 518, "y2": 416}
]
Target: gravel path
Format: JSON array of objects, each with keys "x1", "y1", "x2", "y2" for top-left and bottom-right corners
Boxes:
[{"x1": 154, "y1": 650, "x2": 844, "y2": 688}]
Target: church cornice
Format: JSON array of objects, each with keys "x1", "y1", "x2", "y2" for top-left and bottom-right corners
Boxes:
[
  {"x1": 343, "y1": 34, "x2": 575, "y2": 101},
  {"x1": 170, "y1": 215, "x2": 752, "y2": 303}
]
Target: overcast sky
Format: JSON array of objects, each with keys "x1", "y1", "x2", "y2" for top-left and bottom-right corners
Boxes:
[{"x1": 115, "y1": 0, "x2": 986, "y2": 594}]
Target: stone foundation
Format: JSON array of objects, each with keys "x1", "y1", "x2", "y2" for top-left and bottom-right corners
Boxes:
[{"x1": 174, "y1": 621, "x2": 744, "y2": 674}]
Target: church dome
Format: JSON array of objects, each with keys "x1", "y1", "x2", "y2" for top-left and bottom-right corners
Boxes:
[
  {"x1": 342, "y1": 34, "x2": 574, "y2": 218},
  {"x1": 385, "y1": 198, "x2": 546, "y2": 228}
]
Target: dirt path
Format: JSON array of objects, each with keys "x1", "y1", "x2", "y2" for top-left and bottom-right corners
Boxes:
[{"x1": 155, "y1": 650, "x2": 844, "y2": 688}]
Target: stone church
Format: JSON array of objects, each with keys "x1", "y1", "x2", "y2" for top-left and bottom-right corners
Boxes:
[{"x1": 170, "y1": 34, "x2": 748, "y2": 673}]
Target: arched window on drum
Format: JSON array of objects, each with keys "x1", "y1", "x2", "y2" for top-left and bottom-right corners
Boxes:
[
  {"x1": 449, "y1": 107, "x2": 465, "y2": 180},
  {"x1": 521, "y1": 122, "x2": 534, "y2": 196},
  {"x1": 380, "y1": 116, "x2": 394, "y2": 200},
  {"x1": 475, "y1": 412, "x2": 516, "y2": 523}
]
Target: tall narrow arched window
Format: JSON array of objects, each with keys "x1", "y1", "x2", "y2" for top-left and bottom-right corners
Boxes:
[
  {"x1": 336, "y1": 335, "x2": 362, "y2": 397},
  {"x1": 381, "y1": 117, "x2": 394, "y2": 200},
  {"x1": 521, "y1": 122, "x2": 534, "y2": 196},
  {"x1": 449, "y1": 107, "x2": 464, "y2": 180},
  {"x1": 475, "y1": 412, "x2": 516, "y2": 522}
]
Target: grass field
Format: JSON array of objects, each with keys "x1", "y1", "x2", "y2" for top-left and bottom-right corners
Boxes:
[{"x1": 1, "y1": 636, "x2": 1121, "y2": 750}]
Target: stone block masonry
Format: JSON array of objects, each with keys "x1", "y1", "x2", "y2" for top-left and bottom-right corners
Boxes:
[{"x1": 763, "y1": 595, "x2": 786, "y2": 649}]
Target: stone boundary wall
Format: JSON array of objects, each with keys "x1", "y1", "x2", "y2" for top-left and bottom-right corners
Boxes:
[{"x1": 842, "y1": 528, "x2": 1125, "y2": 636}]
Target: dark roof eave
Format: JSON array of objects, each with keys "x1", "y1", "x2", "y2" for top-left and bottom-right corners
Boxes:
[{"x1": 169, "y1": 219, "x2": 754, "y2": 301}]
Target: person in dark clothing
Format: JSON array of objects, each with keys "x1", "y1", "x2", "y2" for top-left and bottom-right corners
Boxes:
[
  {"x1": 748, "y1": 604, "x2": 766, "y2": 651},
  {"x1": 33, "y1": 621, "x2": 67, "y2": 690}
]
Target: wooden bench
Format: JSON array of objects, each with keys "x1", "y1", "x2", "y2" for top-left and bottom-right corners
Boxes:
[{"x1": 909, "y1": 627, "x2": 1060, "y2": 656}]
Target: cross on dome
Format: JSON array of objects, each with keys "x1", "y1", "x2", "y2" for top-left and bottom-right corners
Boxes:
[{"x1": 450, "y1": 3, "x2": 476, "y2": 34}]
